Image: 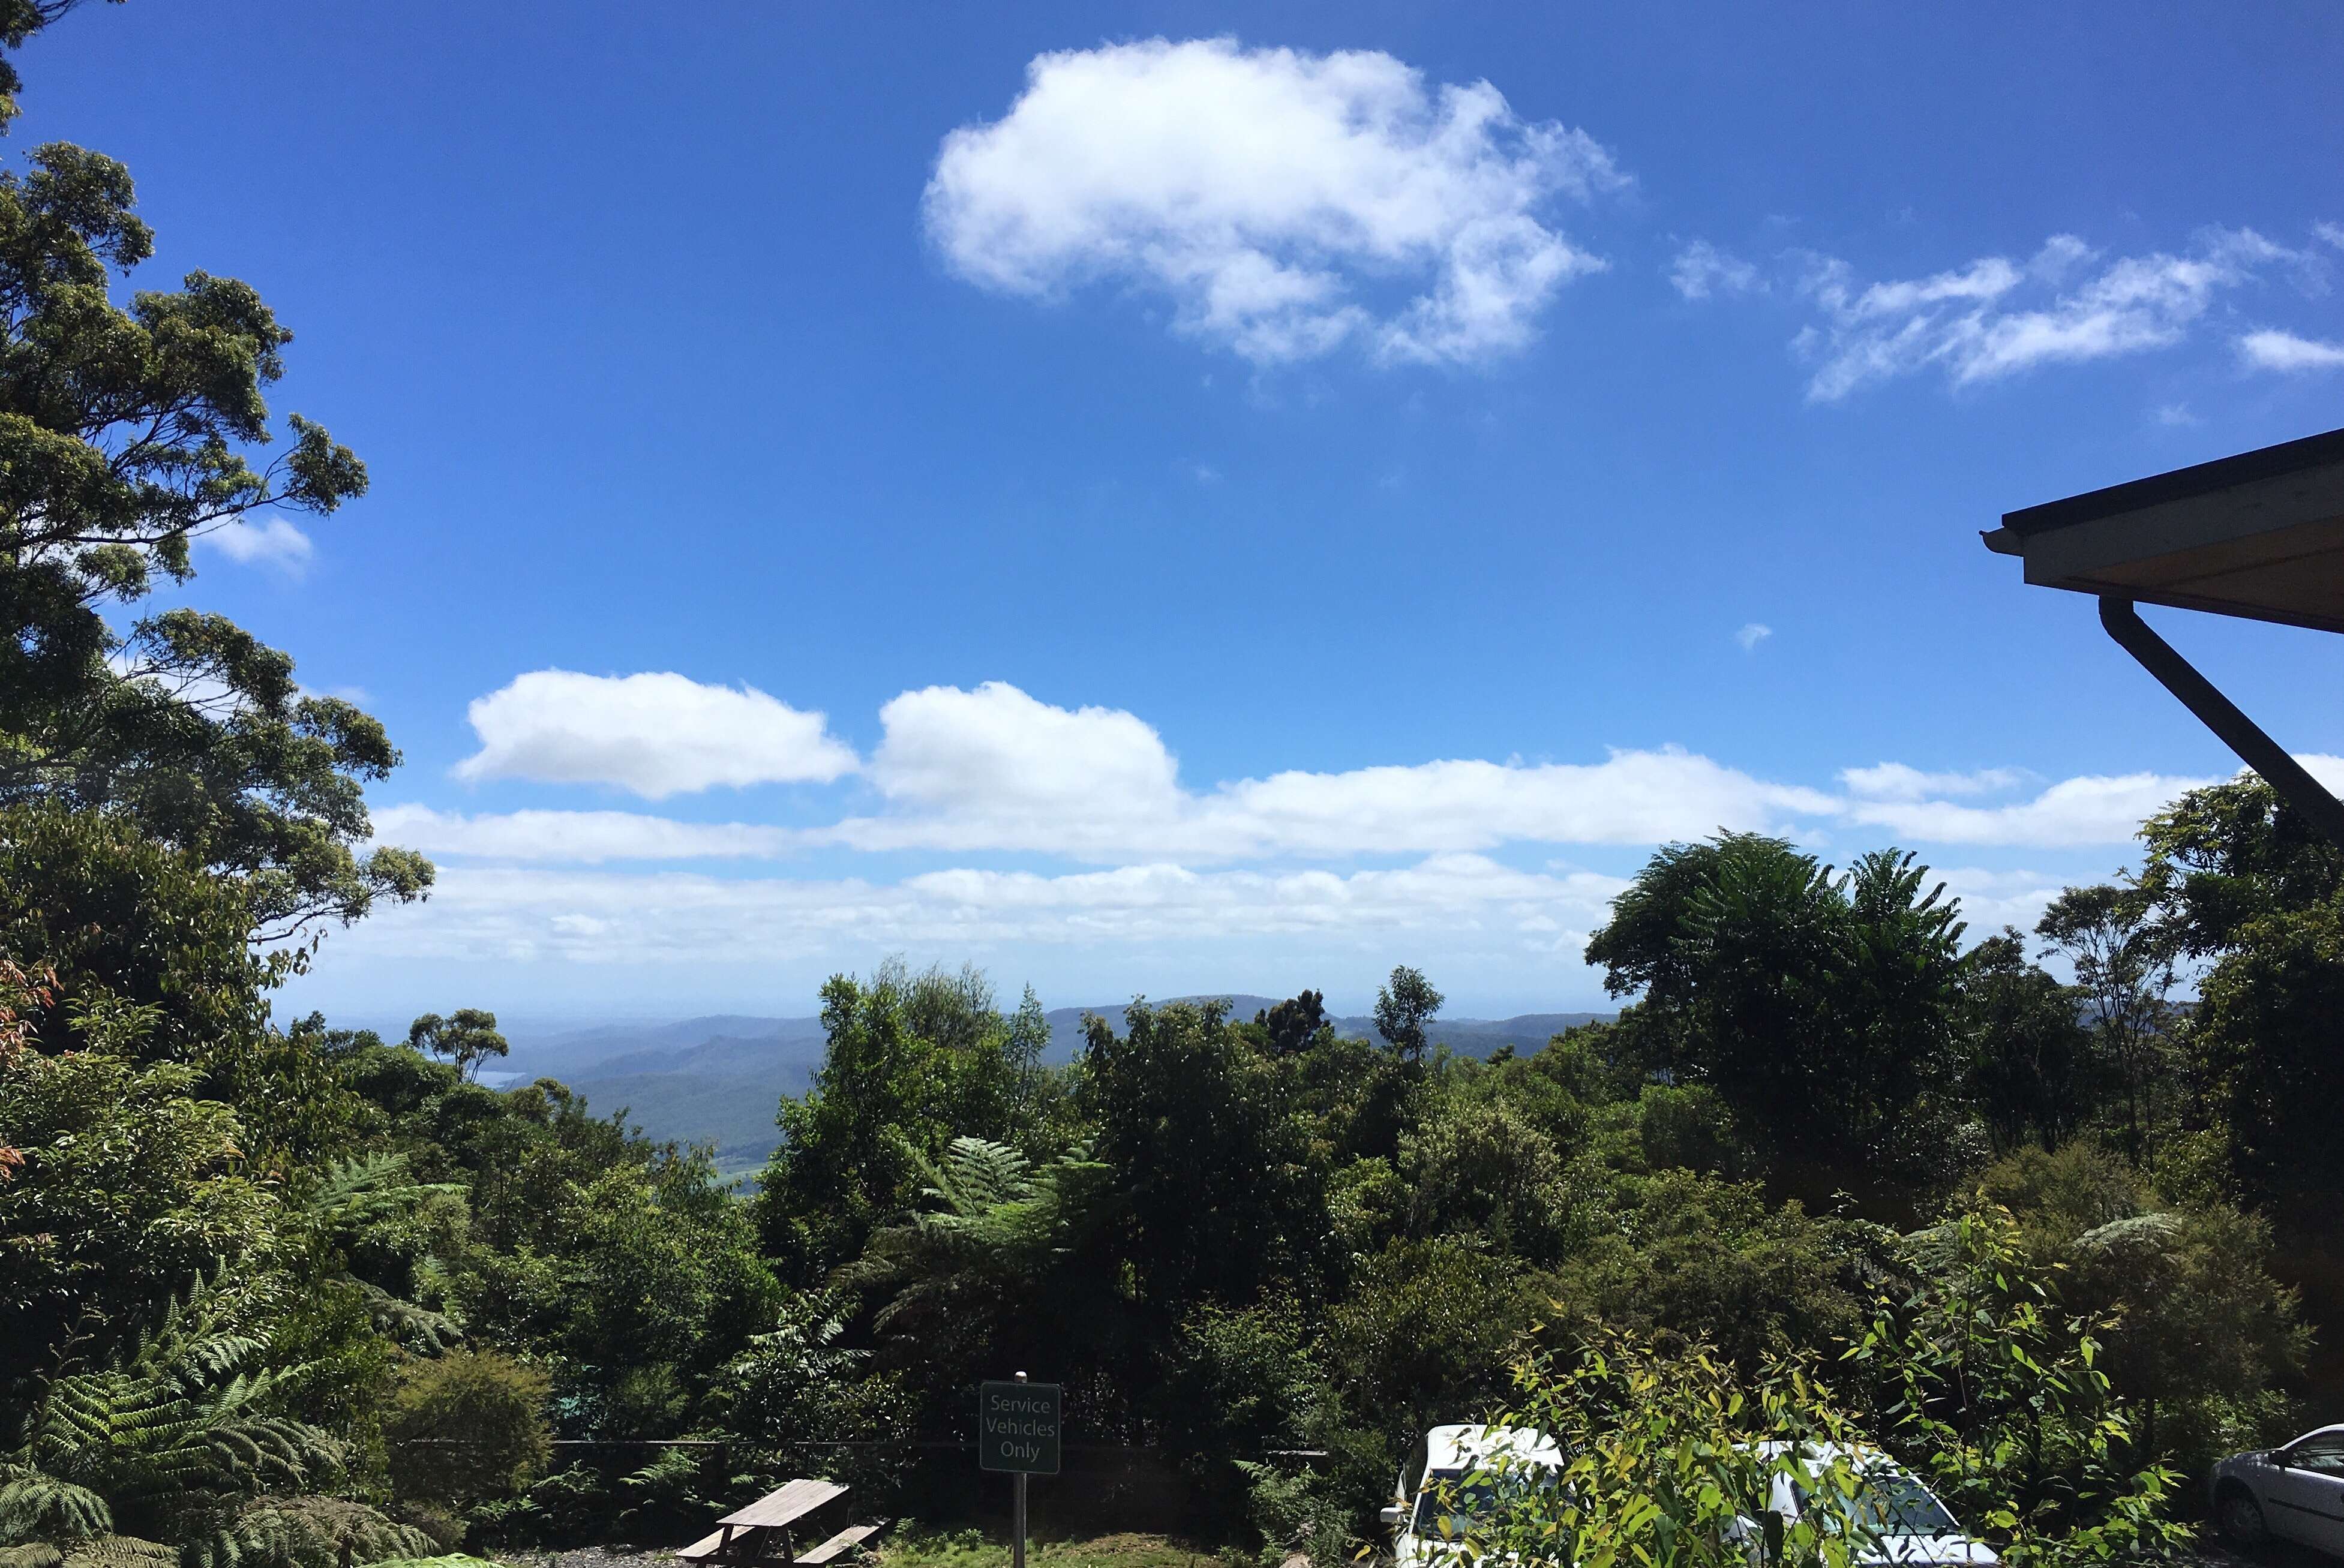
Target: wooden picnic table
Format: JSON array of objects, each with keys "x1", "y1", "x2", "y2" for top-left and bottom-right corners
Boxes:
[{"x1": 676, "y1": 1479, "x2": 884, "y2": 1567}]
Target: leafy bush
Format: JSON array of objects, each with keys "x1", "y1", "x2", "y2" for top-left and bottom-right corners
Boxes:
[
  {"x1": 382, "y1": 1352, "x2": 551, "y2": 1506},
  {"x1": 712, "y1": 1292, "x2": 912, "y2": 1500},
  {"x1": 1398, "y1": 1100, "x2": 1577, "y2": 1262},
  {"x1": 1233, "y1": 1460, "x2": 1351, "y2": 1568},
  {"x1": 383, "y1": 1501, "x2": 466, "y2": 1555},
  {"x1": 1977, "y1": 1143, "x2": 2309, "y2": 1476},
  {"x1": 1849, "y1": 1206, "x2": 2193, "y2": 1566},
  {"x1": 1544, "y1": 1170, "x2": 1879, "y2": 1374},
  {"x1": 1473, "y1": 1326, "x2": 1883, "y2": 1568}
]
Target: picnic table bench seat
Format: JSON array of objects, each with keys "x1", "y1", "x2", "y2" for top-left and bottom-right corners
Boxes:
[{"x1": 794, "y1": 1522, "x2": 884, "y2": 1564}]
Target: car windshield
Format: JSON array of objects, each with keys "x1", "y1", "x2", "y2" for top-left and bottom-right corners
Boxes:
[
  {"x1": 1412, "y1": 1467, "x2": 1554, "y2": 1540},
  {"x1": 1794, "y1": 1468, "x2": 1956, "y2": 1537},
  {"x1": 2283, "y1": 1433, "x2": 2344, "y2": 1476}
]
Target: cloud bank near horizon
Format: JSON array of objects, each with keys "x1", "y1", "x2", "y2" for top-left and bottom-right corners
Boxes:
[
  {"x1": 306, "y1": 653, "x2": 2328, "y2": 995},
  {"x1": 396, "y1": 672, "x2": 2256, "y2": 867},
  {"x1": 334, "y1": 669, "x2": 2297, "y2": 982}
]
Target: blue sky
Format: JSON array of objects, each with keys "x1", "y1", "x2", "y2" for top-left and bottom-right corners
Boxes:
[{"x1": 28, "y1": 2, "x2": 2344, "y2": 1021}]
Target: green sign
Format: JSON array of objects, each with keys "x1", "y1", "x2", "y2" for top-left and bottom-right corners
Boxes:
[{"x1": 979, "y1": 1380, "x2": 1061, "y2": 1474}]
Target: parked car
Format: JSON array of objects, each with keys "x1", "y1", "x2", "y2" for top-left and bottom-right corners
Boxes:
[
  {"x1": 2211, "y1": 1424, "x2": 2344, "y2": 1557},
  {"x1": 1739, "y1": 1443, "x2": 1998, "y2": 1567},
  {"x1": 1382, "y1": 1423, "x2": 1563, "y2": 1567}
]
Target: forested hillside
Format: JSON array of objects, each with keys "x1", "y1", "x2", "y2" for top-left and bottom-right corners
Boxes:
[
  {"x1": 485, "y1": 1007, "x2": 1610, "y2": 1176},
  {"x1": 1, "y1": 7, "x2": 2340, "y2": 1568}
]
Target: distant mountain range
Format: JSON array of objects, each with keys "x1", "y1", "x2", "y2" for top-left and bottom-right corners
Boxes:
[{"x1": 490, "y1": 998, "x2": 1611, "y2": 1175}]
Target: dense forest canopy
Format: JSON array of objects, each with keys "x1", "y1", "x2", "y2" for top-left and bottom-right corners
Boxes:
[{"x1": 2, "y1": 8, "x2": 2340, "y2": 1568}]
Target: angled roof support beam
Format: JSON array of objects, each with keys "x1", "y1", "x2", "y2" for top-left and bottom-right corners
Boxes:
[{"x1": 2099, "y1": 595, "x2": 2344, "y2": 846}]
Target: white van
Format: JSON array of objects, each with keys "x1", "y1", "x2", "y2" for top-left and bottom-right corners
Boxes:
[
  {"x1": 1382, "y1": 1423, "x2": 1564, "y2": 1567},
  {"x1": 1737, "y1": 1443, "x2": 1997, "y2": 1567}
]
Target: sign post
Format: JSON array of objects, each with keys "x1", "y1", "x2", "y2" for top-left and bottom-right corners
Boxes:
[{"x1": 979, "y1": 1373, "x2": 1061, "y2": 1568}]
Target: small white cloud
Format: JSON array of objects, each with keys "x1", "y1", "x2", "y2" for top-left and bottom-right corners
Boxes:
[
  {"x1": 923, "y1": 37, "x2": 1625, "y2": 367},
  {"x1": 201, "y1": 517, "x2": 313, "y2": 570},
  {"x1": 2238, "y1": 328, "x2": 2344, "y2": 373},
  {"x1": 1734, "y1": 622, "x2": 1772, "y2": 651},
  {"x1": 871, "y1": 681, "x2": 1182, "y2": 813},
  {"x1": 2154, "y1": 402, "x2": 2199, "y2": 426},
  {"x1": 453, "y1": 671, "x2": 859, "y2": 798},
  {"x1": 1839, "y1": 762, "x2": 2025, "y2": 801},
  {"x1": 2317, "y1": 221, "x2": 2344, "y2": 253},
  {"x1": 1797, "y1": 229, "x2": 2313, "y2": 401},
  {"x1": 1671, "y1": 241, "x2": 1763, "y2": 301}
]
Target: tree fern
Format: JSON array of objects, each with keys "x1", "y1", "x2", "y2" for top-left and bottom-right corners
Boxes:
[
  {"x1": 348, "y1": 1285, "x2": 460, "y2": 1358},
  {"x1": 185, "y1": 1497, "x2": 431, "y2": 1568},
  {"x1": 300, "y1": 1156, "x2": 457, "y2": 1240},
  {"x1": 837, "y1": 1137, "x2": 1111, "y2": 1330},
  {"x1": 0, "y1": 1272, "x2": 341, "y2": 1555},
  {"x1": 296, "y1": 1155, "x2": 466, "y2": 1354}
]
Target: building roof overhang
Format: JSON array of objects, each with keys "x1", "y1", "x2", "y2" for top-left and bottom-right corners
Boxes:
[
  {"x1": 1983, "y1": 425, "x2": 2344, "y2": 845},
  {"x1": 1982, "y1": 425, "x2": 2344, "y2": 634}
]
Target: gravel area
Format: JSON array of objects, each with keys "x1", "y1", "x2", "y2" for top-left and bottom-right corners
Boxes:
[{"x1": 503, "y1": 1547, "x2": 675, "y2": 1568}]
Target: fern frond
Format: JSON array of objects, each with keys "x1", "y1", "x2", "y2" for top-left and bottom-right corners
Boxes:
[
  {"x1": 214, "y1": 1497, "x2": 433, "y2": 1568},
  {"x1": 1, "y1": 1275, "x2": 342, "y2": 1560},
  {"x1": 301, "y1": 1156, "x2": 461, "y2": 1240},
  {"x1": 351, "y1": 1285, "x2": 461, "y2": 1356},
  {"x1": 0, "y1": 1470, "x2": 113, "y2": 1541},
  {"x1": 57, "y1": 1537, "x2": 174, "y2": 1568}
]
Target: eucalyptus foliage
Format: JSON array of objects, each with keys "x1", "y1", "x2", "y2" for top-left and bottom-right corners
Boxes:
[{"x1": 1458, "y1": 1329, "x2": 1883, "y2": 1568}]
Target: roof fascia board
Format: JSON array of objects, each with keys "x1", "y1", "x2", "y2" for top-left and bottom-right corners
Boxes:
[{"x1": 2016, "y1": 464, "x2": 2344, "y2": 584}]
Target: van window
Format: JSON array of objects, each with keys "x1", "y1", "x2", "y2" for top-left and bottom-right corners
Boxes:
[
  {"x1": 1412, "y1": 1468, "x2": 1556, "y2": 1540},
  {"x1": 1793, "y1": 1470, "x2": 1955, "y2": 1537}
]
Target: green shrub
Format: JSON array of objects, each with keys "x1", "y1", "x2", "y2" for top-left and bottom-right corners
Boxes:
[
  {"x1": 1476, "y1": 1326, "x2": 1882, "y2": 1568},
  {"x1": 382, "y1": 1351, "x2": 552, "y2": 1506}
]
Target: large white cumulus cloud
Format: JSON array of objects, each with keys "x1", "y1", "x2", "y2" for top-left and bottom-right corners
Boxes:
[
  {"x1": 830, "y1": 683, "x2": 1832, "y2": 858},
  {"x1": 923, "y1": 38, "x2": 1624, "y2": 365},
  {"x1": 453, "y1": 670, "x2": 857, "y2": 798}
]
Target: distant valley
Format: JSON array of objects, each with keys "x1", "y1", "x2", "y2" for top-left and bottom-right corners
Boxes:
[{"x1": 490, "y1": 999, "x2": 1613, "y2": 1174}]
